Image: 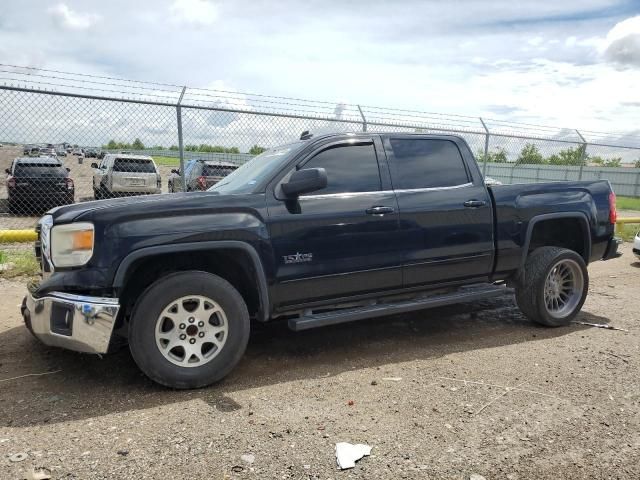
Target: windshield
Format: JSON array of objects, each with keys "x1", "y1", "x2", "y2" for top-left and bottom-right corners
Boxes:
[{"x1": 208, "y1": 142, "x2": 305, "y2": 194}]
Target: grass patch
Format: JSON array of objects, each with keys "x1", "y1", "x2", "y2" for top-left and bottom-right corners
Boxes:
[
  {"x1": 617, "y1": 196, "x2": 640, "y2": 211},
  {"x1": 153, "y1": 156, "x2": 180, "y2": 167},
  {"x1": 617, "y1": 223, "x2": 638, "y2": 242},
  {"x1": 0, "y1": 249, "x2": 40, "y2": 279}
]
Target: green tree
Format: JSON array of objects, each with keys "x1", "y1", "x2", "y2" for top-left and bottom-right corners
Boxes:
[
  {"x1": 547, "y1": 145, "x2": 585, "y2": 166},
  {"x1": 476, "y1": 148, "x2": 507, "y2": 163},
  {"x1": 169, "y1": 145, "x2": 179, "y2": 151},
  {"x1": 634, "y1": 159, "x2": 640, "y2": 168},
  {"x1": 517, "y1": 144, "x2": 545, "y2": 164},
  {"x1": 132, "y1": 138, "x2": 145, "y2": 150},
  {"x1": 590, "y1": 156, "x2": 604, "y2": 166},
  {"x1": 249, "y1": 145, "x2": 267, "y2": 155},
  {"x1": 105, "y1": 139, "x2": 118, "y2": 149},
  {"x1": 226, "y1": 147, "x2": 240, "y2": 154},
  {"x1": 603, "y1": 158, "x2": 622, "y2": 168}
]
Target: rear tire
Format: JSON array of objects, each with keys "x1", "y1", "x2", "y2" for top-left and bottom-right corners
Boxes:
[
  {"x1": 128, "y1": 271, "x2": 250, "y2": 389},
  {"x1": 515, "y1": 247, "x2": 588, "y2": 327}
]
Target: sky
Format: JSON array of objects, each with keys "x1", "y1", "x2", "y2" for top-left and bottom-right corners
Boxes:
[{"x1": 0, "y1": 0, "x2": 639, "y2": 142}]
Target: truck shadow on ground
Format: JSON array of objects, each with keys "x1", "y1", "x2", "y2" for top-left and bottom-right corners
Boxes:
[{"x1": 0, "y1": 293, "x2": 608, "y2": 428}]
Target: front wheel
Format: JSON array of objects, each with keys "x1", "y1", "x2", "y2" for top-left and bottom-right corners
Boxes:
[
  {"x1": 515, "y1": 247, "x2": 589, "y2": 327},
  {"x1": 128, "y1": 271, "x2": 250, "y2": 389}
]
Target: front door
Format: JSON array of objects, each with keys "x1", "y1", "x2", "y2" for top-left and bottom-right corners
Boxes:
[{"x1": 267, "y1": 137, "x2": 403, "y2": 308}]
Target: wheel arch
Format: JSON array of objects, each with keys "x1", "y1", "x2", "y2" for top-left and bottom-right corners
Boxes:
[
  {"x1": 519, "y1": 212, "x2": 591, "y2": 274},
  {"x1": 113, "y1": 241, "x2": 270, "y2": 322}
]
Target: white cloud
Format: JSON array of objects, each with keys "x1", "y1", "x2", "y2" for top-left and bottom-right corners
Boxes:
[
  {"x1": 603, "y1": 15, "x2": 640, "y2": 67},
  {"x1": 169, "y1": 0, "x2": 218, "y2": 26},
  {"x1": 48, "y1": 3, "x2": 100, "y2": 31}
]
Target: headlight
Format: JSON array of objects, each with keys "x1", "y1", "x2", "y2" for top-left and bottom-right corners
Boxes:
[{"x1": 50, "y1": 222, "x2": 94, "y2": 267}]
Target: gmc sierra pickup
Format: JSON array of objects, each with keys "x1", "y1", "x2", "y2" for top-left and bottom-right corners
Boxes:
[{"x1": 22, "y1": 132, "x2": 621, "y2": 388}]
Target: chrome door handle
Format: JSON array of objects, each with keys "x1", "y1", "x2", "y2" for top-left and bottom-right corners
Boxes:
[
  {"x1": 463, "y1": 200, "x2": 487, "y2": 208},
  {"x1": 366, "y1": 206, "x2": 395, "y2": 215}
]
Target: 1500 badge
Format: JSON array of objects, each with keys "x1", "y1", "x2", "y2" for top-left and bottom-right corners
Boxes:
[{"x1": 283, "y1": 252, "x2": 313, "y2": 264}]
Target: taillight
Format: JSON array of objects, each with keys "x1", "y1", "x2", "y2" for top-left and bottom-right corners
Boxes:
[
  {"x1": 609, "y1": 191, "x2": 617, "y2": 224},
  {"x1": 7, "y1": 178, "x2": 15, "y2": 188},
  {"x1": 65, "y1": 178, "x2": 74, "y2": 190},
  {"x1": 197, "y1": 176, "x2": 207, "y2": 190}
]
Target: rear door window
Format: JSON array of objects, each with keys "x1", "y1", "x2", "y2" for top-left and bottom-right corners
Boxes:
[
  {"x1": 113, "y1": 158, "x2": 156, "y2": 173},
  {"x1": 389, "y1": 139, "x2": 469, "y2": 189}
]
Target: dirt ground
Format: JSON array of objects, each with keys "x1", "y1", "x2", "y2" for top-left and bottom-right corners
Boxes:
[{"x1": 0, "y1": 244, "x2": 638, "y2": 479}]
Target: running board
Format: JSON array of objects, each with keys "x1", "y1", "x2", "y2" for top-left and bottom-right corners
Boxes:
[{"x1": 288, "y1": 284, "x2": 508, "y2": 331}]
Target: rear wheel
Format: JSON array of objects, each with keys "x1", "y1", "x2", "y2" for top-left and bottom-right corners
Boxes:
[
  {"x1": 128, "y1": 271, "x2": 250, "y2": 389},
  {"x1": 515, "y1": 247, "x2": 588, "y2": 327}
]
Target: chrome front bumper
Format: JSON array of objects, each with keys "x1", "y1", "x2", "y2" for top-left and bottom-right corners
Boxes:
[{"x1": 22, "y1": 292, "x2": 120, "y2": 354}]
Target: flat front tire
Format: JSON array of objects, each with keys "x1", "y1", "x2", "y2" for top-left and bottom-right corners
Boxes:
[
  {"x1": 129, "y1": 271, "x2": 250, "y2": 389},
  {"x1": 515, "y1": 247, "x2": 589, "y2": 327}
]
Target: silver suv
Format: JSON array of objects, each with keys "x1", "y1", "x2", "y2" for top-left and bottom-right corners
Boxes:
[{"x1": 92, "y1": 154, "x2": 161, "y2": 199}]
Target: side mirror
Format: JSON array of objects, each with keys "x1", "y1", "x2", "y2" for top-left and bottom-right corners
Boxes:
[
  {"x1": 5, "y1": 168, "x2": 10, "y2": 174},
  {"x1": 281, "y1": 168, "x2": 327, "y2": 197},
  {"x1": 91, "y1": 162, "x2": 98, "y2": 168},
  {"x1": 171, "y1": 169, "x2": 179, "y2": 174}
]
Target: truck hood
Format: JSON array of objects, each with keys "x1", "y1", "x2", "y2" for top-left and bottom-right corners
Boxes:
[{"x1": 48, "y1": 192, "x2": 262, "y2": 225}]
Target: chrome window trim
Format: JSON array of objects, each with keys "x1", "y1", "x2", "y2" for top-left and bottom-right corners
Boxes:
[
  {"x1": 300, "y1": 182, "x2": 473, "y2": 199},
  {"x1": 393, "y1": 182, "x2": 473, "y2": 194},
  {"x1": 301, "y1": 190, "x2": 394, "y2": 199}
]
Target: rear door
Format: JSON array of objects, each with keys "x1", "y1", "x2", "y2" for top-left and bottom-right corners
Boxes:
[
  {"x1": 267, "y1": 136, "x2": 403, "y2": 308},
  {"x1": 384, "y1": 135, "x2": 494, "y2": 287}
]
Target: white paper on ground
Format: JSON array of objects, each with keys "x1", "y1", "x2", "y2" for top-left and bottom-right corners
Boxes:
[{"x1": 335, "y1": 442, "x2": 372, "y2": 469}]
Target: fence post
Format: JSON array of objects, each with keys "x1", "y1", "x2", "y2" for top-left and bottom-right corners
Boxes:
[
  {"x1": 357, "y1": 105, "x2": 367, "y2": 132},
  {"x1": 575, "y1": 129, "x2": 587, "y2": 181},
  {"x1": 479, "y1": 117, "x2": 489, "y2": 177},
  {"x1": 176, "y1": 86, "x2": 187, "y2": 191}
]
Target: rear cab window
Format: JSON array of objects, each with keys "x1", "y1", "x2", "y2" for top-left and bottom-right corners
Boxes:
[
  {"x1": 388, "y1": 138, "x2": 469, "y2": 189},
  {"x1": 14, "y1": 161, "x2": 65, "y2": 177},
  {"x1": 113, "y1": 158, "x2": 157, "y2": 173},
  {"x1": 203, "y1": 164, "x2": 237, "y2": 177}
]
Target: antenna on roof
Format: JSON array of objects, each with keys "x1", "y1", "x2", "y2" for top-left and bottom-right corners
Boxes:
[{"x1": 300, "y1": 130, "x2": 313, "y2": 140}]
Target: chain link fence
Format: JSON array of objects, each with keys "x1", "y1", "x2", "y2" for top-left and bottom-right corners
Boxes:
[{"x1": 1, "y1": 64, "x2": 640, "y2": 229}]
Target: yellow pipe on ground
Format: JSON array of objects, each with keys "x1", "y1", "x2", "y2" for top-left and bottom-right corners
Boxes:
[{"x1": 0, "y1": 230, "x2": 37, "y2": 243}]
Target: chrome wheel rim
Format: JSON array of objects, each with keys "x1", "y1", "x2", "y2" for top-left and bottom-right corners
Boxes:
[
  {"x1": 543, "y1": 259, "x2": 584, "y2": 319},
  {"x1": 154, "y1": 295, "x2": 228, "y2": 367}
]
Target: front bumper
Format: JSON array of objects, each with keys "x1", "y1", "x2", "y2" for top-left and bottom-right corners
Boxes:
[
  {"x1": 22, "y1": 291, "x2": 120, "y2": 354},
  {"x1": 602, "y1": 237, "x2": 622, "y2": 261}
]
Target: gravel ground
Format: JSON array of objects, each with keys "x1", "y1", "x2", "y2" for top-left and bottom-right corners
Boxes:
[{"x1": 0, "y1": 244, "x2": 638, "y2": 479}]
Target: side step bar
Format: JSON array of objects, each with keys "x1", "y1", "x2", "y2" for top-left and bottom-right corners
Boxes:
[{"x1": 288, "y1": 284, "x2": 508, "y2": 332}]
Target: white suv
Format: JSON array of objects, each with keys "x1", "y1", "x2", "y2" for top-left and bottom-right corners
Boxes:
[{"x1": 92, "y1": 154, "x2": 161, "y2": 199}]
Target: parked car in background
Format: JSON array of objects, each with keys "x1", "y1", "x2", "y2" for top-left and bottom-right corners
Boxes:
[
  {"x1": 40, "y1": 147, "x2": 57, "y2": 157},
  {"x1": 167, "y1": 159, "x2": 239, "y2": 192},
  {"x1": 72, "y1": 149, "x2": 84, "y2": 157},
  {"x1": 92, "y1": 154, "x2": 161, "y2": 199},
  {"x1": 634, "y1": 232, "x2": 640, "y2": 260},
  {"x1": 5, "y1": 157, "x2": 74, "y2": 214},
  {"x1": 56, "y1": 148, "x2": 67, "y2": 157},
  {"x1": 86, "y1": 148, "x2": 101, "y2": 158}
]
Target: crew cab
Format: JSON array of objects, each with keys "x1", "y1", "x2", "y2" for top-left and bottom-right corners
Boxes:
[
  {"x1": 92, "y1": 154, "x2": 161, "y2": 199},
  {"x1": 22, "y1": 133, "x2": 620, "y2": 388}
]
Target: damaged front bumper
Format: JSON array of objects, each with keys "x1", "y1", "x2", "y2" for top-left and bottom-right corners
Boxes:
[{"x1": 22, "y1": 291, "x2": 120, "y2": 354}]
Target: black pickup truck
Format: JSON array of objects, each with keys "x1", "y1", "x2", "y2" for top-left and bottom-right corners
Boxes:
[{"x1": 22, "y1": 132, "x2": 620, "y2": 388}]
